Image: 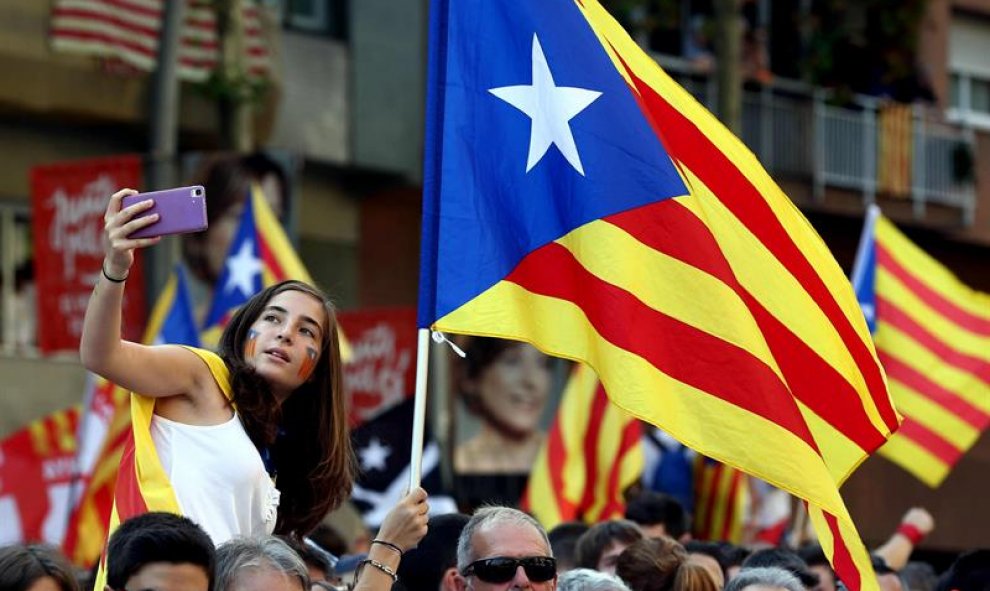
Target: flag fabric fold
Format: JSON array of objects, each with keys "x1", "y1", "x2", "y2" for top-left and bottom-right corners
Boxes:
[
  {"x1": 419, "y1": 2, "x2": 899, "y2": 590},
  {"x1": 852, "y1": 207, "x2": 990, "y2": 487},
  {"x1": 522, "y1": 363, "x2": 643, "y2": 528}
]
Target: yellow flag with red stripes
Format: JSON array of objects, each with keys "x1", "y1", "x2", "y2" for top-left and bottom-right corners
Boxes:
[
  {"x1": 692, "y1": 457, "x2": 749, "y2": 543},
  {"x1": 523, "y1": 363, "x2": 643, "y2": 528},
  {"x1": 852, "y1": 208, "x2": 990, "y2": 487}
]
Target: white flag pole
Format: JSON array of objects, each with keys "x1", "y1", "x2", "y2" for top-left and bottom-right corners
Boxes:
[{"x1": 409, "y1": 328, "x2": 432, "y2": 489}]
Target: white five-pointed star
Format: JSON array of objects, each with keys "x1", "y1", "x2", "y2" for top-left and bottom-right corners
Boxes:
[
  {"x1": 224, "y1": 239, "x2": 263, "y2": 297},
  {"x1": 359, "y1": 437, "x2": 392, "y2": 472},
  {"x1": 489, "y1": 34, "x2": 602, "y2": 175}
]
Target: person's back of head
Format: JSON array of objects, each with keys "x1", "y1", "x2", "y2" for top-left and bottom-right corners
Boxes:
[
  {"x1": 625, "y1": 492, "x2": 689, "y2": 540},
  {"x1": 550, "y1": 522, "x2": 593, "y2": 572},
  {"x1": 796, "y1": 545, "x2": 836, "y2": 591},
  {"x1": 559, "y1": 568, "x2": 633, "y2": 591},
  {"x1": 900, "y1": 562, "x2": 937, "y2": 591},
  {"x1": 106, "y1": 512, "x2": 215, "y2": 591},
  {"x1": 936, "y1": 550, "x2": 990, "y2": 591},
  {"x1": 575, "y1": 519, "x2": 645, "y2": 572},
  {"x1": 216, "y1": 536, "x2": 310, "y2": 591},
  {"x1": 725, "y1": 567, "x2": 804, "y2": 591},
  {"x1": 0, "y1": 543, "x2": 79, "y2": 591},
  {"x1": 397, "y1": 512, "x2": 470, "y2": 591},
  {"x1": 614, "y1": 536, "x2": 687, "y2": 591},
  {"x1": 742, "y1": 548, "x2": 819, "y2": 589},
  {"x1": 722, "y1": 544, "x2": 751, "y2": 579},
  {"x1": 674, "y1": 561, "x2": 721, "y2": 591},
  {"x1": 277, "y1": 535, "x2": 338, "y2": 584},
  {"x1": 684, "y1": 541, "x2": 729, "y2": 586}
]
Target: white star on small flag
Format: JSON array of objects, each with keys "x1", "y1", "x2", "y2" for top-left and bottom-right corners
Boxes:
[
  {"x1": 359, "y1": 437, "x2": 392, "y2": 472},
  {"x1": 489, "y1": 33, "x2": 602, "y2": 175},
  {"x1": 224, "y1": 239, "x2": 263, "y2": 297}
]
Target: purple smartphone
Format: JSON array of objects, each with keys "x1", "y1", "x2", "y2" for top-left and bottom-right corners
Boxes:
[{"x1": 121, "y1": 185, "x2": 208, "y2": 239}]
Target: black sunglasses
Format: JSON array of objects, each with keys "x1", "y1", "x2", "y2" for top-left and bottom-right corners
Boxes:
[{"x1": 462, "y1": 556, "x2": 557, "y2": 583}]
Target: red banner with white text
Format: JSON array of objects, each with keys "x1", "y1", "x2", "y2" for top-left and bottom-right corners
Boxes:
[
  {"x1": 338, "y1": 307, "x2": 417, "y2": 427},
  {"x1": 30, "y1": 156, "x2": 146, "y2": 354}
]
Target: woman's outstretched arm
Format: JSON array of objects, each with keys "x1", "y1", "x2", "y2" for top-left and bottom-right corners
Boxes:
[{"x1": 80, "y1": 189, "x2": 207, "y2": 400}]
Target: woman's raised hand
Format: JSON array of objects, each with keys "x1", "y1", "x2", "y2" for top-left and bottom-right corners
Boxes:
[
  {"x1": 102, "y1": 188, "x2": 161, "y2": 279},
  {"x1": 375, "y1": 487, "x2": 430, "y2": 553}
]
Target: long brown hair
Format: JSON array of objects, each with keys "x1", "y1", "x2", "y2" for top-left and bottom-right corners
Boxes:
[{"x1": 219, "y1": 280, "x2": 356, "y2": 536}]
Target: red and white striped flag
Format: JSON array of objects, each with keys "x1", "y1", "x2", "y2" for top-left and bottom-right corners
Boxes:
[{"x1": 51, "y1": 0, "x2": 270, "y2": 82}]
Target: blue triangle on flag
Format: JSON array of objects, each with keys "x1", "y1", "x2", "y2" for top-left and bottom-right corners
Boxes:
[{"x1": 203, "y1": 193, "x2": 263, "y2": 328}]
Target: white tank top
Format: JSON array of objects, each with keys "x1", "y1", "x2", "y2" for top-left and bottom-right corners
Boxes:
[{"x1": 151, "y1": 412, "x2": 280, "y2": 544}]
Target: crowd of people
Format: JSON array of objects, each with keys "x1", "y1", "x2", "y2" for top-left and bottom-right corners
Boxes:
[{"x1": 1, "y1": 488, "x2": 987, "y2": 591}]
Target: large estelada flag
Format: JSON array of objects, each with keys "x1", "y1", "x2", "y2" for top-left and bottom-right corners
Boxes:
[
  {"x1": 200, "y1": 185, "x2": 352, "y2": 359},
  {"x1": 852, "y1": 206, "x2": 990, "y2": 487},
  {"x1": 67, "y1": 265, "x2": 199, "y2": 572},
  {"x1": 523, "y1": 363, "x2": 642, "y2": 528},
  {"x1": 418, "y1": 2, "x2": 900, "y2": 590}
]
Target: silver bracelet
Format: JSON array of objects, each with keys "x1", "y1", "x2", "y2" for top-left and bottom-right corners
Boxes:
[{"x1": 356, "y1": 558, "x2": 398, "y2": 582}]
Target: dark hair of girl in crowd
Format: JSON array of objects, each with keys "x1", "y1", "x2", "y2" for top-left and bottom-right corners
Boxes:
[
  {"x1": 0, "y1": 543, "x2": 80, "y2": 591},
  {"x1": 219, "y1": 279, "x2": 356, "y2": 536}
]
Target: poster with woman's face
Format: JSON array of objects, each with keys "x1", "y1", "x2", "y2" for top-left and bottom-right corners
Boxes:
[{"x1": 449, "y1": 337, "x2": 569, "y2": 510}]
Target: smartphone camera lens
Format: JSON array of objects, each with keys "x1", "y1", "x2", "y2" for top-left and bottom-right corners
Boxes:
[{"x1": 193, "y1": 188, "x2": 203, "y2": 196}]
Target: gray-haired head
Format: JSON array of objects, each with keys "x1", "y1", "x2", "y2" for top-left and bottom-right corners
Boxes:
[
  {"x1": 456, "y1": 506, "x2": 552, "y2": 572},
  {"x1": 558, "y1": 568, "x2": 632, "y2": 591},
  {"x1": 215, "y1": 536, "x2": 310, "y2": 591},
  {"x1": 726, "y1": 567, "x2": 805, "y2": 591}
]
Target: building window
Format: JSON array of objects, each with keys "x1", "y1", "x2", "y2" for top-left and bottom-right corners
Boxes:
[
  {"x1": 271, "y1": 0, "x2": 348, "y2": 40},
  {"x1": 0, "y1": 205, "x2": 36, "y2": 355},
  {"x1": 948, "y1": 15, "x2": 990, "y2": 128}
]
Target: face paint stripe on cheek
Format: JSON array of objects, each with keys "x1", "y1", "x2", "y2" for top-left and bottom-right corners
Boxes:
[
  {"x1": 246, "y1": 329, "x2": 259, "y2": 357},
  {"x1": 298, "y1": 346, "x2": 318, "y2": 379}
]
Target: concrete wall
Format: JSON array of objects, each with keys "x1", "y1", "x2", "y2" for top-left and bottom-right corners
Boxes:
[
  {"x1": 0, "y1": 355, "x2": 86, "y2": 439},
  {"x1": 349, "y1": 0, "x2": 427, "y2": 181}
]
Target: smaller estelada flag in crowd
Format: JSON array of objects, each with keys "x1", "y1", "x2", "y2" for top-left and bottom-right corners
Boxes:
[
  {"x1": 200, "y1": 184, "x2": 352, "y2": 359},
  {"x1": 523, "y1": 363, "x2": 642, "y2": 529},
  {"x1": 852, "y1": 206, "x2": 990, "y2": 487},
  {"x1": 349, "y1": 398, "x2": 456, "y2": 528},
  {"x1": 0, "y1": 407, "x2": 80, "y2": 545}
]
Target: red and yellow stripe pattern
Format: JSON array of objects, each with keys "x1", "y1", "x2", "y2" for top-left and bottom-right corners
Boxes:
[
  {"x1": 523, "y1": 363, "x2": 643, "y2": 528},
  {"x1": 693, "y1": 457, "x2": 748, "y2": 543},
  {"x1": 873, "y1": 216, "x2": 990, "y2": 487},
  {"x1": 91, "y1": 348, "x2": 230, "y2": 589},
  {"x1": 433, "y1": 2, "x2": 898, "y2": 590}
]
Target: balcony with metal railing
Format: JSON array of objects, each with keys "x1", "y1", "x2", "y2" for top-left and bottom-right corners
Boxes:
[{"x1": 655, "y1": 56, "x2": 978, "y2": 227}]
